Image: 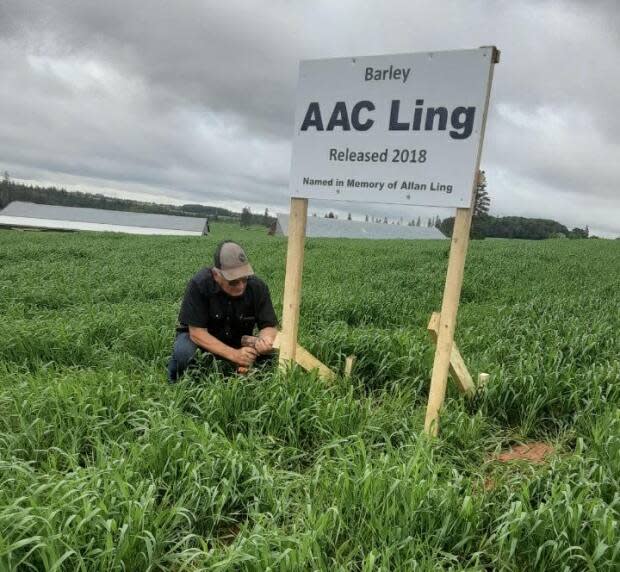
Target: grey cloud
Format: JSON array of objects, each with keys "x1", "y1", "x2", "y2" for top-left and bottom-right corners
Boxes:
[
  {"x1": 0, "y1": 0, "x2": 618, "y2": 236},
  {"x1": 1, "y1": 0, "x2": 311, "y2": 136}
]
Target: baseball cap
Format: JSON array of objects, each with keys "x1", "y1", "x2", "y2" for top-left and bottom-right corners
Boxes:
[{"x1": 213, "y1": 241, "x2": 254, "y2": 281}]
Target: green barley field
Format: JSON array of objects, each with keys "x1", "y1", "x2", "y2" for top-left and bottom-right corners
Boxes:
[{"x1": 1, "y1": 224, "x2": 619, "y2": 571}]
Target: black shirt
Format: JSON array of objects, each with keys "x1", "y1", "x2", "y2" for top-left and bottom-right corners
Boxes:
[{"x1": 176, "y1": 267, "x2": 278, "y2": 348}]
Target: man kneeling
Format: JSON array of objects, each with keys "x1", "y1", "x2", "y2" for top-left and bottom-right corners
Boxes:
[{"x1": 167, "y1": 241, "x2": 278, "y2": 382}]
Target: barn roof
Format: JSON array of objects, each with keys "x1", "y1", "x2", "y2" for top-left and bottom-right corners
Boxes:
[
  {"x1": 274, "y1": 213, "x2": 446, "y2": 240},
  {"x1": 0, "y1": 201, "x2": 208, "y2": 235}
]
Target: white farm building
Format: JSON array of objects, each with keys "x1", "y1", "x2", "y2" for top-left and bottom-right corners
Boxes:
[
  {"x1": 0, "y1": 202, "x2": 209, "y2": 236},
  {"x1": 271, "y1": 213, "x2": 446, "y2": 240}
]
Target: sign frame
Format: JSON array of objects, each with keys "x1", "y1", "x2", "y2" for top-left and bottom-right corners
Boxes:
[
  {"x1": 289, "y1": 47, "x2": 496, "y2": 209},
  {"x1": 279, "y1": 46, "x2": 500, "y2": 436}
]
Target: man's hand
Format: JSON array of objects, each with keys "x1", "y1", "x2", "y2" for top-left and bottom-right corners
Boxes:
[
  {"x1": 233, "y1": 346, "x2": 258, "y2": 367},
  {"x1": 255, "y1": 336, "x2": 274, "y2": 355},
  {"x1": 241, "y1": 334, "x2": 274, "y2": 356}
]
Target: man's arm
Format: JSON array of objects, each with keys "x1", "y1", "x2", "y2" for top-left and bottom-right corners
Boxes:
[
  {"x1": 254, "y1": 279, "x2": 278, "y2": 355},
  {"x1": 189, "y1": 326, "x2": 257, "y2": 367}
]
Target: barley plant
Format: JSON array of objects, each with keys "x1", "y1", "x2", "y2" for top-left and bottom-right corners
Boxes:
[{"x1": 0, "y1": 224, "x2": 618, "y2": 571}]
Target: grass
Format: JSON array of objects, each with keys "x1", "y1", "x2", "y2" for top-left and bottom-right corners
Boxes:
[{"x1": 0, "y1": 223, "x2": 618, "y2": 570}]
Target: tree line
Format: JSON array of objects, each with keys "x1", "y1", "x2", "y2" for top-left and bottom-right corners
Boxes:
[
  {"x1": 317, "y1": 211, "x2": 441, "y2": 227},
  {"x1": 439, "y1": 215, "x2": 590, "y2": 240},
  {"x1": 0, "y1": 175, "x2": 275, "y2": 227},
  {"x1": 440, "y1": 171, "x2": 591, "y2": 240}
]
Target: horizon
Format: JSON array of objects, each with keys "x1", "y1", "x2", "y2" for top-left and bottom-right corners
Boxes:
[
  {"x1": 1, "y1": 1, "x2": 618, "y2": 237},
  {"x1": 3, "y1": 175, "x2": 613, "y2": 238}
]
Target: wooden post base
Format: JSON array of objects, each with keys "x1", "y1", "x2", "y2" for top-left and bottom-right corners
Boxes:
[
  {"x1": 344, "y1": 355, "x2": 357, "y2": 378},
  {"x1": 427, "y1": 312, "x2": 475, "y2": 395},
  {"x1": 273, "y1": 332, "x2": 336, "y2": 381}
]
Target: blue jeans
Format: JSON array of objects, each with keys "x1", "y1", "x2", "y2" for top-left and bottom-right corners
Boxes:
[{"x1": 167, "y1": 332, "x2": 199, "y2": 383}]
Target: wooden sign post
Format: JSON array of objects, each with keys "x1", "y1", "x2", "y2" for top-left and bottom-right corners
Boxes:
[
  {"x1": 277, "y1": 196, "x2": 337, "y2": 380},
  {"x1": 424, "y1": 205, "x2": 475, "y2": 435},
  {"x1": 424, "y1": 49, "x2": 499, "y2": 436},
  {"x1": 279, "y1": 197, "x2": 308, "y2": 365}
]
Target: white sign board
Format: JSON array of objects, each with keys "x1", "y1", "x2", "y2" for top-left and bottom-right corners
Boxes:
[{"x1": 289, "y1": 48, "x2": 494, "y2": 207}]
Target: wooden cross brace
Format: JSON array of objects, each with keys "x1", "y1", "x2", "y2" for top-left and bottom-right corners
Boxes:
[
  {"x1": 272, "y1": 332, "x2": 336, "y2": 381},
  {"x1": 427, "y1": 312, "x2": 475, "y2": 395}
]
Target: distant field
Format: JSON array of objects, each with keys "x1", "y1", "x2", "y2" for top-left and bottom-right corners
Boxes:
[{"x1": 1, "y1": 224, "x2": 619, "y2": 570}]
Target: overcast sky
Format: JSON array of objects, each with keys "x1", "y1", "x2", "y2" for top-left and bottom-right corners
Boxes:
[{"x1": 0, "y1": 0, "x2": 618, "y2": 236}]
